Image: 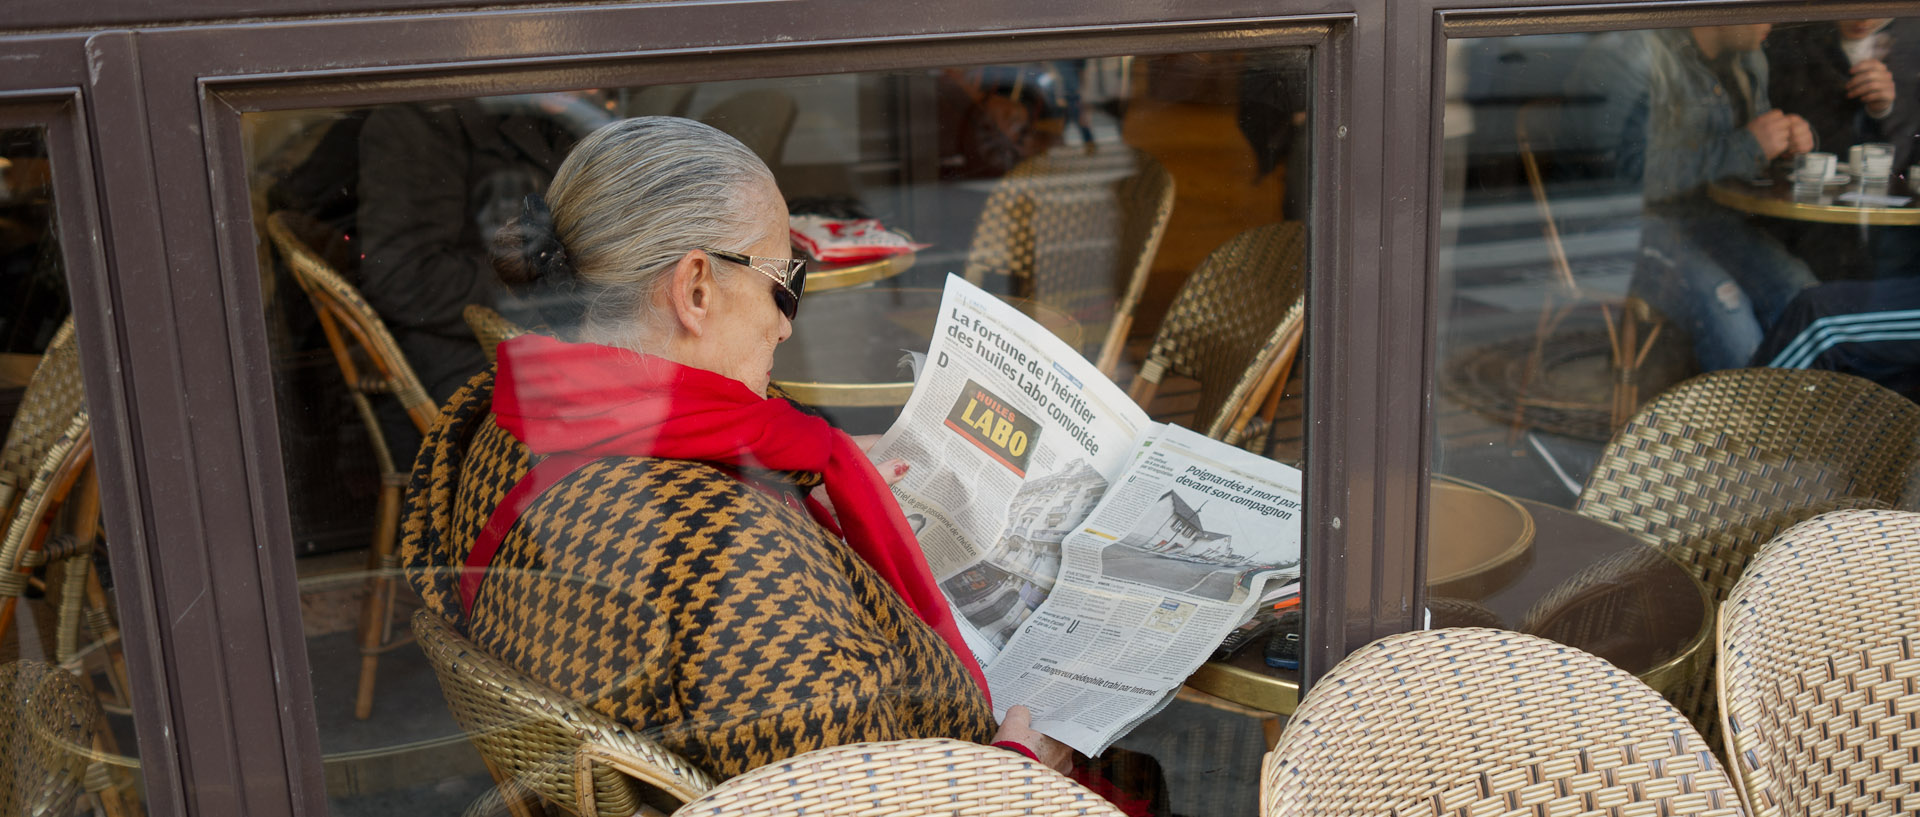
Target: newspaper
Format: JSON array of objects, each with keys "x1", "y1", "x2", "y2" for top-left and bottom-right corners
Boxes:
[{"x1": 871, "y1": 275, "x2": 1304, "y2": 755}]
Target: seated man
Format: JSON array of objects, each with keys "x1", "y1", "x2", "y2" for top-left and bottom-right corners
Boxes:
[
  {"x1": 1566, "y1": 25, "x2": 1819, "y2": 371},
  {"x1": 1752, "y1": 277, "x2": 1920, "y2": 400},
  {"x1": 1764, "y1": 19, "x2": 1920, "y2": 281}
]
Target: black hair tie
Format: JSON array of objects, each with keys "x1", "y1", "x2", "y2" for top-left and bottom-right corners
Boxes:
[{"x1": 520, "y1": 193, "x2": 574, "y2": 284}]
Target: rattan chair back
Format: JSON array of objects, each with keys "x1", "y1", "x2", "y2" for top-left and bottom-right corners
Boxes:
[
  {"x1": 963, "y1": 146, "x2": 1175, "y2": 374},
  {"x1": 0, "y1": 319, "x2": 83, "y2": 515},
  {"x1": 1717, "y1": 508, "x2": 1920, "y2": 817},
  {"x1": 1575, "y1": 368, "x2": 1918, "y2": 739},
  {"x1": 266, "y1": 210, "x2": 438, "y2": 448},
  {"x1": 1576, "y1": 368, "x2": 1919, "y2": 605},
  {"x1": 0, "y1": 326, "x2": 92, "y2": 617},
  {"x1": 1134, "y1": 223, "x2": 1306, "y2": 440},
  {"x1": 462, "y1": 304, "x2": 530, "y2": 367},
  {"x1": 1261, "y1": 628, "x2": 1745, "y2": 817},
  {"x1": 674, "y1": 738, "x2": 1128, "y2": 817},
  {"x1": 412, "y1": 611, "x2": 713, "y2": 817},
  {"x1": 1, "y1": 660, "x2": 104, "y2": 816}
]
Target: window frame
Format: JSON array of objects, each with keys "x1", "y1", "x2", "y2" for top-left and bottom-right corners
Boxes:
[{"x1": 5, "y1": 1, "x2": 1903, "y2": 814}]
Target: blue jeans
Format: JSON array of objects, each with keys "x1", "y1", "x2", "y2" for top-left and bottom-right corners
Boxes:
[{"x1": 1633, "y1": 210, "x2": 1819, "y2": 371}]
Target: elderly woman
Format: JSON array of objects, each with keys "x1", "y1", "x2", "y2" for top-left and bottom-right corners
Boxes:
[{"x1": 400, "y1": 116, "x2": 1065, "y2": 780}]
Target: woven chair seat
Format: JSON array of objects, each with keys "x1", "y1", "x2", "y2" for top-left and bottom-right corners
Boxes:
[
  {"x1": 1261, "y1": 628, "x2": 1744, "y2": 817},
  {"x1": 675, "y1": 738, "x2": 1127, "y2": 817},
  {"x1": 1719, "y1": 508, "x2": 1920, "y2": 817}
]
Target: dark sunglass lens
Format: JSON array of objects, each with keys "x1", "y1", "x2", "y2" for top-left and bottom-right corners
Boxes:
[
  {"x1": 789, "y1": 261, "x2": 807, "y2": 300},
  {"x1": 773, "y1": 285, "x2": 798, "y2": 320}
]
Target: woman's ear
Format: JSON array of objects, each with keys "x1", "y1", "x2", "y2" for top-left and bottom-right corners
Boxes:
[{"x1": 665, "y1": 249, "x2": 715, "y2": 338}]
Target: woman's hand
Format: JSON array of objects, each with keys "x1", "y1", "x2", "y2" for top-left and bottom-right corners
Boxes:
[
  {"x1": 811, "y1": 435, "x2": 909, "y2": 514},
  {"x1": 993, "y1": 705, "x2": 1073, "y2": 773}
]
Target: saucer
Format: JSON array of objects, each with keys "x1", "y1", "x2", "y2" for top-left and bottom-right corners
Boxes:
[{"x1": 1795, "y1": 172, "x2": 1851, "y2": 186}]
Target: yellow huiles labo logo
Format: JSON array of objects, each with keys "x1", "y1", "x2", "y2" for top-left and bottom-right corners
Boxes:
[{"x1": 943, "y1": 379, "x2": 1042, "y2": 477}]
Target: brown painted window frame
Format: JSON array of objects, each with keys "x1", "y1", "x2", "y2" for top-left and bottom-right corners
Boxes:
[{"x1": 115, "y1": 7, "x2": 1362, "y2": 816}]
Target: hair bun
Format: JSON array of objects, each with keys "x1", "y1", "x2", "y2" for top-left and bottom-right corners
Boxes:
[{"x1": 491, "y1": 194, "x2": 575, "y2": 287}]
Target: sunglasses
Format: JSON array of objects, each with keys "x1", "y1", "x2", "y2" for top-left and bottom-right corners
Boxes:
[{"x1": 699, "y1": 247, "x2": 807, "y2": 320}]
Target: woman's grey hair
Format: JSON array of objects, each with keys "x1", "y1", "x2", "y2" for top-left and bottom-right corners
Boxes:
[{"x1": 498, "y1": 116, "x2": 774, "y2": 349}]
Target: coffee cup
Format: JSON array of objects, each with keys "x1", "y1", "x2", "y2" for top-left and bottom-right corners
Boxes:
[
  {"x1": 1796, "y1": 151, "x2": 1839, "y2": 183},
  {"x1": 1852, "y1": 143, "x2": 1894, "y2": 178}
]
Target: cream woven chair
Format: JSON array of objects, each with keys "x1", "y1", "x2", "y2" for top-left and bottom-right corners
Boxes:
[
  {"x1": 1126, "y1": 222, "x2": 1306, "y2": 446},
  {"x1": 1261, "y1": 628, "x2": 1745, "y2": 817},
  {"x1": 413, "y1": 611, "x2": 714, "y2": 817},
  {"x1": 1717, "y1": 508, "x2": 1920, "y2": 817},
  {"x1": 462, "y1": 304, "x2": 530, "y2": 367},
  {"x1": 1575, "y1": 368, "x2": 1920, "y2": 738},
  {"x1": 674, "y1": 738, "x2": 1127, "y2": 817},
  {"x1": 964, "y1": 146, "x2": 1175, "y2": 375},
  {"x1": 267, "y1": 210, "x2": 433, "y2": 720},
  {"x1": 1, "y1": 659, "x2": 109, "y2": 816}
]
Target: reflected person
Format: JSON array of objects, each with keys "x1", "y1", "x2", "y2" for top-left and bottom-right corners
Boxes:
[
  {"x1": 1567, "y1": 24, "x2": 1819, "y2": 370},
  {"x1": 400, "y1": 117, "x2": 1074, "y2": 781},
  {"x1": 355, "y1": 96, "x2": 590, "y2": 453}
]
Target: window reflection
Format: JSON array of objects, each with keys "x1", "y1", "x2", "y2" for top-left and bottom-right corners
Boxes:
[
  {"x1": 250, "y1": 50, "x2": 1312, "y2": 816},
  {"x1": 1436, "y1": 18, "x2": 1920, "y2": 748},
  {"x1": 0, "y1": 127, "x2": 146, "y2": 815}
]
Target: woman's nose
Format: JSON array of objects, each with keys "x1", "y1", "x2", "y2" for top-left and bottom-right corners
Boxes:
[{"x1": 776, "y1": 312, "x2": 794, "y2": 343}]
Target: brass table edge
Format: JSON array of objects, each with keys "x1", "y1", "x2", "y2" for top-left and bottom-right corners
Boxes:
[
  {"x1": 1634, "y1": 562, "x2": 1715, "y2": 694},
  {"x1": 1709, "y1": 182, "x2": 1920, "y2": 226},
  {"x1": 807, "y1": 251, "x2": 916, "y2": 292},
  {"x1": 771, "y1": 379, "x2": 916, "y2": 407},
  {"x1": 1185, "y1": 661, "x2": 1299, "y2": 716},
  {"x1": 1427, "y1": 473, "x2": 1537, "y2": 587}
]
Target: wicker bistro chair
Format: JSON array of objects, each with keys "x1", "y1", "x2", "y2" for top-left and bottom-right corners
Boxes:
[
  {"x1": 1717, "y1": 509, "x2": 1920, "y2": 817},
  {"x1": 1509, "y1": 100, "x2": 1668, "y2": 438},
  {"x1": 463, "y1": 304, "x2": 530, "y2": 366},
  {"x1": 412, "y1": 611, "x2": 714, "y2": 817},
  {"x1": 0, "y1": 321, "x2": 117, "y2": 670},
  {"x1": 964, "y1": 146, "x2": 1175, "y2": 376},
  {"x1": 1126, "y1": 223, "x2": 1306, "y2": 447},
  {"x1": 1261, "y1": 628, "x2": 1746, "y2": 817},
  {"x1": 1575, "y1": 368, "x2": 1920, "y2": 739},
  {"x1": 675, "y1": 738, "x2": 1128, "y2": 817},
  {"x1": 266, "y1": 210, "x2": 436, "y2": 720},
  {"x1": 1, "y1": 659, "x2": 115, "y2": 817}
]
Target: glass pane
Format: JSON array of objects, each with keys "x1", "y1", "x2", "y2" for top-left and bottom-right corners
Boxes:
[
  {"x1": 1, "y1": 125, "x2": 149, "y2": 815},
  {"x1": 1436, "y1": 19, "x2": 1920, "y2": 738},
  {"x1": 249, "y1": 47, "x2": 1311, "y2": 817}
]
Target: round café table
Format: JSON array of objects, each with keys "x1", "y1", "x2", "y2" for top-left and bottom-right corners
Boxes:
[
  {"x1": 1184, "y1": 476, "x2": 1712, "y2": 717},
  {"x1": 1709, "y1": 172, "x2": 1920, "y2": 226},
  {"x1": 807, "y1": 250, "x2": 917, "y2": 292},
  {"x1": 772, "y1": 286, "x2": 1081, "y2": 408}
]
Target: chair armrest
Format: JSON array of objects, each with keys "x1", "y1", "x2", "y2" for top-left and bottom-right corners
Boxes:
[{"x1": 572, "y1": 741, "x2": 710, "y2": 817}]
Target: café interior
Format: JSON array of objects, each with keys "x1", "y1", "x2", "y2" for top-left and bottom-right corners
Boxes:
[{"x1": 4, "y1": 3, "x2": 1920, "y2": 817}]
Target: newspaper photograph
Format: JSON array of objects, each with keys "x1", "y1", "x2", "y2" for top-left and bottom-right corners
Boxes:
[
  {"x1": 985, "y1": 424, "x2": 1303, "y2": 754},
  {"x1": 870, "y1": 275, "x2": 1152, "y2": 664}
]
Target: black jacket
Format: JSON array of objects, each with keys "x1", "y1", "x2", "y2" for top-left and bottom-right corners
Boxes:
[
  {"x1": 356, "y1": 100, "x2": 579, "y2": 401},
  {"x1": 1766, "y1": 21, "x2": 1920, "y2": 172}
]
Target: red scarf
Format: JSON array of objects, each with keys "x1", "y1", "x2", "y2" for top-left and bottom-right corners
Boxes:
[{"x1": 487, "y1": 334, "x2": 988, "y2": 696}]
